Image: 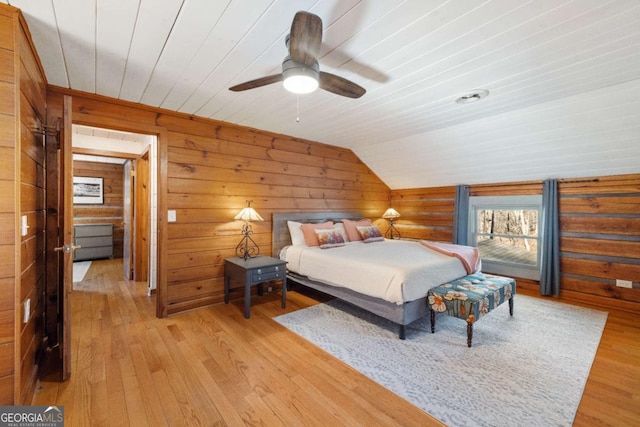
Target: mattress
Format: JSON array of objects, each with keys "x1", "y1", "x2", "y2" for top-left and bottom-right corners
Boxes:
[{"x1": 280, "y1": 239, "x2": 469, "y2": 304}]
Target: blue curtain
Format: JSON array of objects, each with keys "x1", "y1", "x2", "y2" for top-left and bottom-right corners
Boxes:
[
  {"x1": 453, "y1": 185, "x2": 470, "y2": 245},
  {"x1": 540, "y1": 179, "x2": 560, "y2": 296}
]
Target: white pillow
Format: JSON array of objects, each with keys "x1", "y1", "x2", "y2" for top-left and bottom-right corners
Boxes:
[{"x1": 287, "y1": 221, "x2": 306, "y2": 246}]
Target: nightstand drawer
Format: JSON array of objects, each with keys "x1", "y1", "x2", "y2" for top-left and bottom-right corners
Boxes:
[{"x1": 252, "y1": 265, "x2": 284, "y2": 282}]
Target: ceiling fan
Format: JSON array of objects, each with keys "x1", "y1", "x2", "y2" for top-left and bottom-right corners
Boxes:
[{"x1": 229, "y1": 11, "x2": 366, "y2": 99}]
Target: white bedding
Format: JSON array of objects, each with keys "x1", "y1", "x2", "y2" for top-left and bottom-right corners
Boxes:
[{"x1": 280, "y1": 239, "x2": 469, "y2": 304}]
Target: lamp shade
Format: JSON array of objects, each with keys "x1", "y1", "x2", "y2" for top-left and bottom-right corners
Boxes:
[
  {"x1": 234, "y1": 207, "x2": 264, "y2": 222},
  {"x1": 382, "y1": 208, "x2": 400, "y2": 219}
]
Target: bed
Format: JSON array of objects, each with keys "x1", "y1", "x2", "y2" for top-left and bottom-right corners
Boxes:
[{"x1": 272, "y1": 212, "x2": 475, "y2": 339}]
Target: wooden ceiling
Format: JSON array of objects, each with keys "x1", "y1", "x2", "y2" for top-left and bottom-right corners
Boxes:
[{"x1": 5, "y1": 0, "x2": 640, "y2": 188}]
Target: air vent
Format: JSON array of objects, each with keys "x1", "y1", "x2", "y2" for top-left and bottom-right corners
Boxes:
[{"x1": 455, "y1": 89, "x2": 489, "y2": 104}]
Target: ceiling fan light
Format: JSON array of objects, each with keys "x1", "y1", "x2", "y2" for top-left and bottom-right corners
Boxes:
[
  {"x1": 283, "y1": 73, "x2": 318, "y2": 94},
  {"x1": 282, "y1": 56, "x2": 319, "y2": 94}
]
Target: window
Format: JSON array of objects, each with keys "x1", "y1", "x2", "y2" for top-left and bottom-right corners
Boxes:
[{"x1": 468, "y1": 195, "x2": 542, "y2": 280}]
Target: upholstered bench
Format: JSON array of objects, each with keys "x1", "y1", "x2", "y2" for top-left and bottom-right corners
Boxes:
[{"x1": 427, "y1": 272, "x2": 516, "y2": 347}]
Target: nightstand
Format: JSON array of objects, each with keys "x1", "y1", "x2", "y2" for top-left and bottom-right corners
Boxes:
[{"x1": 224, "y1": 256, "x2": 287, "y2": 319}]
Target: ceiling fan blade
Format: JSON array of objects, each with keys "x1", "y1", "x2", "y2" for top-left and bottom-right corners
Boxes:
[
  {"x1": 320, "y1": 43, "x2": 390, "y2": 84},
  {"x1": 289, "y1": 11, "x2": 322, "y2": 67},
  {"x1": 319, "y1": 72, "x2": 366, "y2": 98},
  {"x1": 229, "y1": 74, "x2": 283, "y2": 92}
]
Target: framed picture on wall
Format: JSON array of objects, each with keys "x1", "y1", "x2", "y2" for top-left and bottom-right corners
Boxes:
[{"x1": 73, "y1": 176, "x2": 104, "y2": 205}]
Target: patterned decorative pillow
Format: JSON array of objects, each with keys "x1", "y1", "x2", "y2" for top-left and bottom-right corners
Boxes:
[
  {"x1": 356, "y1": 225, "x2": 384, "y2": 243},
  {"x1": 301, "y1": 221, "x2": 334, "y2": 246},
  {"x1": 333, "y1": 222, "x2": 350, "y2": 242},
  {"x1": 314, "y1": 228, "x2": 346, "y2": 249},
  {"x1": 342, "y1": 218, "x2": 372, "y2": 241}
]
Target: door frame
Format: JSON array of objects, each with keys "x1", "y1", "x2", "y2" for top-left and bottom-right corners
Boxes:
[
  {"x1": 61, "y1": 96, "x2": 72, "y2": 380},
  {"x1": 73, "y1": 149, "x2": 142, "y2": 282},
  {"x1": 69, "y1": 116, "x2": 168, "y2": 317},
  {"x1": 133, "y1": 149, "x2": 150, "y2": 282},
  {"x1": 123, "y1": 158, "x2": 134, "y2": 280}
]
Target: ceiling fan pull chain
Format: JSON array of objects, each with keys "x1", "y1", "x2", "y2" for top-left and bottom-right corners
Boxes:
[{"x1": 296, "y1": 94, "x2": 300, "y2": 123}]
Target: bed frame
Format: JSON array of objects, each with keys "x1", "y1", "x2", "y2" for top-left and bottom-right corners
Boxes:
[{"x1": 272, "y1": 212, "x2": 430, "y2": 339}]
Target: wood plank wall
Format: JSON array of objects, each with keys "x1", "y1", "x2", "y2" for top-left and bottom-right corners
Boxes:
[
  {"x1": 0, "y1": 3, "x2": 47, "y2": 405},
  {"x1": 73, "y1": 160, "x2": 124, "y2": 258},
  {"x1": 558, "y1": 174, "x2": 640, "y2": 313},
  {"x1": 16, "y1": 9, "x2": 46, "y2": 406},
  {"x1": 391, "y1": 174, "x2": 640, "y2": 313},
  {"x1": 46, "y1": 88, "x2": 390, "y2": 315},
  {"x1": 0, "y1": 5, "x2": 17, "y2": 405},
  {"x1": 388, "y1": 186, "x2": 456, "y2": 242}
]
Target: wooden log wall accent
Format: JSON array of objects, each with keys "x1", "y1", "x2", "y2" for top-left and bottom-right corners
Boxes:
[
  {"x1": 165, "y1": 131, "x2": 388, "y2": 314},
  {"x1": 393, "y1": 175, "x2": 640, "y2": 313},
  {"x1": 0, "y1": 6, "x2": 17, "y2": 405},
  {"x1": 72, "y1": 160, "x2": 124, "y2": 258},
  {"x1": 0, "y1": 3, "x2": 46, "y2": 405},
  {"x1": 46, "y1": 87, "x2": 390, "y2": 315},
  {"x1": 557, "y1": 174, "x2": 640, "y2": 313},
  {"x1": 389, "y1": 186, "x2": 456, "y2": 242}
]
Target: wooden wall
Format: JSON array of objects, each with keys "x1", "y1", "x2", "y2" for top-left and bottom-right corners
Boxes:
[
  {"x1": 0, "y1": 5, "x2": 17, "y2": 405},
  {"x1": 388, "y1": 185, "x2": 456, "y2": 242},
  {"x1": 73, "y1": 160, "x2": 124, "y2": 258},
  {"x1": 391, "y1": 174, "x2": 640, "y2": 313},
  {"x1": 557, "y1": 175, "x2": 640, "y2": 313},
  {"x1": 46, "y1": 87, "x2": 390, "y2": 315},
  {"x1": 0, "y1": 4, "x2": 47, "y2": 405}
]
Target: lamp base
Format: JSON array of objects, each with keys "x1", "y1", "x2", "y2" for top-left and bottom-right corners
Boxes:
[
  {"x1": 385, "y1": 221, "x2": 401, "y2": 240},
  {"x1": 236, "y1": 223, "x2": 260, "y2": 260}
]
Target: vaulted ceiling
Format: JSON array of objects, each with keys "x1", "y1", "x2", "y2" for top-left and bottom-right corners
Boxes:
[{"x1": 5, "y1": 0, "x2": 640, "y2": 188}]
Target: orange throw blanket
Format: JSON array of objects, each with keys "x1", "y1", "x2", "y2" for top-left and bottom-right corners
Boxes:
[{"x1": 420, "y1": 241, "x2": 480, "y2": 275}]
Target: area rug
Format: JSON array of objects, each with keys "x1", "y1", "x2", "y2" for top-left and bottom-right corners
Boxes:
[
  {"x1": 73, "y1": 261, "x2": 92, "y2": 282},
  {"x1": 274, "y1": 295, "x2": 607, "y2": 427}
]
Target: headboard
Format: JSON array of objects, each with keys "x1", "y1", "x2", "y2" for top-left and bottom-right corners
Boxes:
[{"x1": 272, "y1": 211, "x2": 364, "y2": 257}]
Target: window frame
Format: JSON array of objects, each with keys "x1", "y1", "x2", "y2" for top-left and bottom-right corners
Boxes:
[{"x1": 467, "y1": 195, "x2": 543, "y2": 280}]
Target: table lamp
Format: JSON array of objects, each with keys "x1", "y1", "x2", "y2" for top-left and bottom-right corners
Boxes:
[
  {"x1": 382, "y1": 207, "x2": 401, "y2": 239},
  {"x1": 234, "y1": 200, "x2": 264, "y2": 259}
]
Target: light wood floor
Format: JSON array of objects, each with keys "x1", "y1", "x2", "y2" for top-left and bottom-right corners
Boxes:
[{"x1": 34, "y1": 259, "x2": 640, "y2": 426}]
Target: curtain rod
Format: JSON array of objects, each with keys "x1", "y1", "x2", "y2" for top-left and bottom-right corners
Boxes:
[
  {"x1": 470, "y1": 177, "x2": 600, "y2": 188},
  {"x1": 558, "y1": 177, "x2": 599, "y2": 183},
  {"x1": 470, "y1": 180, "x2": 541, "y2": 188}
]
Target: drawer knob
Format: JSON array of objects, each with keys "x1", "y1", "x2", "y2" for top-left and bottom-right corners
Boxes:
[
  {"x1": 275, "y1": 266, "x2": 279, "y2": 271},
  {"x1": 257, "y1": 269, "x2": 262, "y2": 274}
]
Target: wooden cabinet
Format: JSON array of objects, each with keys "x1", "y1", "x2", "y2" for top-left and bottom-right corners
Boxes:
[{"x1": 74, "y1": 224, "x2": 114, "y2": 261}]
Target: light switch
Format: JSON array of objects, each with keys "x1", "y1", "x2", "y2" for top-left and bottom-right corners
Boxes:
[
  {"x1": 21, "y1": 215, "x2": 29, "y2": 236},
  {"x1": 168, "y1": 210, "x2": 177, "y2": 222},
  {"x1": 23, "y1": 298, "x2": 30, "y2": 323},
  {"x1": 616, "y1": 279, "x2": 633, "y2": 288}
]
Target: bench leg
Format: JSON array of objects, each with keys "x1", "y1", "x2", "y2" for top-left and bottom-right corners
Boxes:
[
  {"x1": 509, "y1": 296, "x2": 514, "y2": 316},
  {"x1": 399, "y1": 324, "x2": 406, "y2": 340},
  {"x1": 430, "y1": 309, "x2": 435, "y2": 333},
  {"x1": 467, "y1": 321, "x2": 473, "y2": 347}
]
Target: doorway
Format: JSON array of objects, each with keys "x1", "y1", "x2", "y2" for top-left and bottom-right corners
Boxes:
[{"x1": 71, "y1": 125, "x2": 158, "y2": 292}]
